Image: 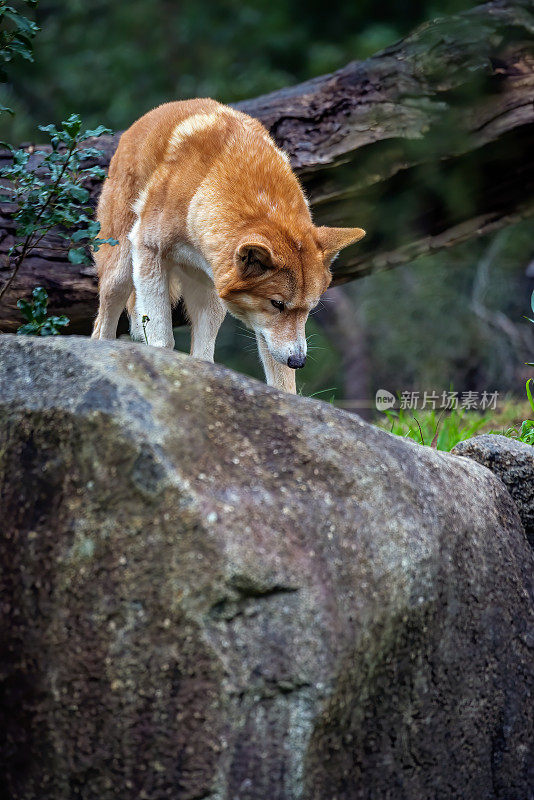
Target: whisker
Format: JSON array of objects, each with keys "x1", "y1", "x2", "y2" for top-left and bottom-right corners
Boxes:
[
  {"x1": 308, "y1": 386, "x2": 338, "y2": 397},
  {"x1": 310, "y1": 298, "x2": 334, "y2": 313},
  {"x1": 235, "y1": 324, "x2": 255, "y2": 336}
]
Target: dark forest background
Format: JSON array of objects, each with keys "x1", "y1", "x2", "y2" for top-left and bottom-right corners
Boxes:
[{"x1": 2, "y1": 0, "x2": 533, "y2": 411}]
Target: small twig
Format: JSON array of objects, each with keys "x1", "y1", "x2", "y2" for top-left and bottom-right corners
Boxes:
[
  {"x1": 412, "y1": 416, "x2": 425, "y2": 446},
  {"x1": 430, "y1": 409, "x2": 446, "y2": 449}
]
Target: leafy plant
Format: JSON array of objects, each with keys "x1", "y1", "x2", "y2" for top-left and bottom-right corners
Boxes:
[
  {"x1": 0, "y1": 1, "x2": 38, "y2": 76},
  {"x1": 0, "y1": 113, "x2": 117, "y2": 301},
  {"x1": 16, "y1": 285, "x2": 68, "y2": 335},
  {"x1": 0, "y1": 0, "x2": 39, "y2": 114}
]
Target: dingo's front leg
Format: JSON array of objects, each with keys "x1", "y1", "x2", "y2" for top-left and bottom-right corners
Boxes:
[
  {"x1": 126, "y1": 291, "x2": 144, "y2": 342},
  {"x1": 180, "y1": 269, "x2": 226, "y2": 362},
  {"x1": 131, "y1": 236, "x2": 174, "y2": 349},
  {"x1": 256, "y1": 332, "x2": 297, "y2": 394}
]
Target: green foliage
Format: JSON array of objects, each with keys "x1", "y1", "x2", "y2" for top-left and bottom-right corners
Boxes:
[
  {"x1": 0, "y1": 4, "x2": 117, "y2": 337},
  {"x1": 377, "y1": 406, "x2": 490, "y2": 451},
  {"x1": 0, "y1": 0, "x2": 38, "y2": 114},
  {"x1": 0, "y1": 0, "x2": 477, "y2": 140},
  {"x1": 0, "y1": 113, "x2": 118, "y2": 303},
  {"x1": 1, "y1": 113, "x2": 116, "y2": 262},
  {"x1": 0, "y1": 1, "x2": 38, "y2": 77},
  {"x1": 16, "y1": 285, "x2": 68, "y2": 335}
]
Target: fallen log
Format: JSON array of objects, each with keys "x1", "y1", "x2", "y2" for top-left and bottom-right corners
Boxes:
[{"x1": 0, "y1": 0, "x2": 532, "y2": 333}]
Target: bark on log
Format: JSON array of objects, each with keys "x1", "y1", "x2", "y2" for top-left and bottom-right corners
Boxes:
[{"x1": 0, "y1": 0, "x2": 532, "y2": 333}]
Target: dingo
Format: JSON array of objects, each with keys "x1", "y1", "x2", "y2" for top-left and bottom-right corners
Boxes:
[{"x1": 92, "y1": 99, "x2": 365, "y2": 393}]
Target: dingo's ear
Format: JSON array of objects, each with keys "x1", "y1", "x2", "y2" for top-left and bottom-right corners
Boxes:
[
  {"x1": 316, "y1": 226, "x2": 366, "y2": 261},
  {"x1": 235, "y1": 237, "x2": 275, "y2": 278}
]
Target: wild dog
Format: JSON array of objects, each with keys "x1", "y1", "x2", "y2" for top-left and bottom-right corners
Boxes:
[{"x1": 92, "y1": 99, "x2": 365, "y2": 393}]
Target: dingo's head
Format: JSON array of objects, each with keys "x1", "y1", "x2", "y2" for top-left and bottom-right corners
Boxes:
[{"x1": 219, "y1": 224, "x2": 365, "y2": 369}]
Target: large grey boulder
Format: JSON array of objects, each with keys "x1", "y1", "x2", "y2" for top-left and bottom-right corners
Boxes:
[
  {"x1": 452, "y1": 434, "x2": 534, "y2": 548},
  {"x1": 0, "y1": 335, "x2": 532, "y2": 800}
]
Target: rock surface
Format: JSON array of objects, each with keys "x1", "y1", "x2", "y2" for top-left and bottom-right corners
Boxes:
[
  {"x1": 0, "y1": 335, "x2": 533, "y2": 800},
  {"x1": 452, "y1": 434, "x2": 534, "y2": 548}
]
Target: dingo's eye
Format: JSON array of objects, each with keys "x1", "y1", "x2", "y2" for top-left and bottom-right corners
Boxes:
[{"x1": 271, "y1": 299, "x2": 285, "y2": 311}]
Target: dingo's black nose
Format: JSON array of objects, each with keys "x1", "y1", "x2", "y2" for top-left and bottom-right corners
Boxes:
[{"x1": 287, "y1": 354, "x2": 306, "y2": 369}]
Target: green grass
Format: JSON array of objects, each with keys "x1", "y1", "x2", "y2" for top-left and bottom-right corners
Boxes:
[
  {"x1": 374, "y1": 392, "x2": 534, "y2": 451},
  {"x1": 375, "y1": 406, "x2": 490, "y2": 451},
  {"x1": 496, "y1": 380, "x2": 534, "y2": 446},
  {"x1": 502, "y1": 419, "x2": 534, "y2": 445}
]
